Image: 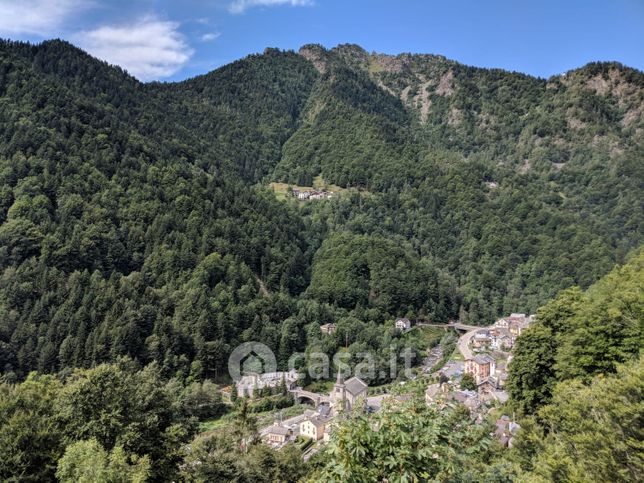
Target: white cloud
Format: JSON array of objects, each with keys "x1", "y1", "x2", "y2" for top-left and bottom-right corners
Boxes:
[
  {"x1": 0, "y1": 0, "x2": 89, "y2": 36},
  {"x1": 201, "y1": 32, "x2": 221, "y2": 42},
  {"x1": 228, "y1": 0, "x2": 314, "y2": 15},
  {"x1": 76, "y1": 17, "x2": 194, "y2": 81}
]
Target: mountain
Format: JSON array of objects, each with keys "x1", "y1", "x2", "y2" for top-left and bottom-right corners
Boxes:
[
  {"x1": 0, "y1": 37, "x2": 642, "y2": 483},
  {"x1": 0, "y1": 39, "x2": 642, "y2": 382}
]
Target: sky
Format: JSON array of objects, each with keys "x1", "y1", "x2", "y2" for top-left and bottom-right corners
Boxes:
[{"x1": 0, "y1": 0, "x2": 642, "y2": 82}]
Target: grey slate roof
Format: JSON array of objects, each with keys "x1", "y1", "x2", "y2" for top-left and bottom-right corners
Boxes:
[
  {"x1": 268, "y1": 425, "x2": 291, "y2": 436},
  {"x1": 473, "y1": 354, "x2": 495, "y2": 365},
  {"x1": 344, "y1": 376, "x2": 368, "y2": 396}
]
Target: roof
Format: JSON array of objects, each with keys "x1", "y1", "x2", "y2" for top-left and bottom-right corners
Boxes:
[
  {"x1": 344, "y1": 376, "x2": 368, "y2": 396},
  {"x1": 395, "y1": 317, "x2": 410, "y2": 323},
  {"x1": 472, "y1": 354, "x2": 495, "y2": 365},
  {"x1": 303, "y1": 416, "x2": 330, "y2": 428},
  {"x1": 268, "y1": 425, "x2": 291, "y2": 436}
]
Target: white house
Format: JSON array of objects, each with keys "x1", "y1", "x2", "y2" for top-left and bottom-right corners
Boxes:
[
  {"x1": 395, "y1": 318, "x2": 411, "y2": 331},
  {"x1": 299, "y1": 416, "x2": 330, "y2": 441}
]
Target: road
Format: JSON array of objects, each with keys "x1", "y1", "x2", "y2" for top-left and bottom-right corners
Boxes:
[
  {"x1": 417, "y1": 320, "x2": 485, "y2": 360},
  {"x1": 458, "y1": 325, "x2": 494, "y2": 359}
]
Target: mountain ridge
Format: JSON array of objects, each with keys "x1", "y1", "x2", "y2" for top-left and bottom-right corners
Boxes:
[{"x1": 0, "y1": 37, "x2": 641, "y2": 383}]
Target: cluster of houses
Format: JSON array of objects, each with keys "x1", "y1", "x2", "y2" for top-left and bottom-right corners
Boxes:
[
  {"x1": 291, "y1": 188, "x2": 334, "y2": 201},
  {"x1": 471, "y1": 313, "x2": 534, "y2": 351},
  {"x1": 425, "y1": 313, "x2": 534, "y2": 447},
  {"x1": 265, "y1": 406, "x2": 335, "y2": 446},
  {"x1": 264, "y1": 371, "x2": 369, "y2": 447},
  {"x1": 245, "y1": 313, "x2": 534, "y2": 452}
]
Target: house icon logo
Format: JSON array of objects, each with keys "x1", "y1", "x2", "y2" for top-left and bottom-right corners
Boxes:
[{"x1": 228, "y1": 342, "x2": 276, "y2": 381}]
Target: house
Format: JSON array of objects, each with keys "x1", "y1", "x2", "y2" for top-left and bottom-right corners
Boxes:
[
  {"x1": 320, "y1": 323, "x2": 336, "y2": 335},
  {"x1": 477, "y1": 377, "x2": 498, "y2": 394},
  {"x1": 489, "y1": 328, "x2": 514, "y2": 350},
  {"x1": 331, "y1": 372, "x2": 368, "y2": 412},
  {"x1": 291, "y1": 188, "x2": 333, "y2": 201},
  {"x1": 292, "y1": 189, "x2": 311, "y2": 200},
  {"x1": 300, "y1": 415, "x2": 330, "y2": 441},
  {"x1": 265, "y1": 423, "x2": 292, "y2": 445},
  {"x1": 236, "y1": 369, "x2": 300, "y2": 397},
  {"x1": 465, "y1": 355, "x2": 496, "y2": 384},
  {"x1": 447, "y1": 389, "x2": 481, "y2": 412},
  {"x1": 508, "y1": 317, "x2": 532, "y2": 337},
  {"x1": 472, "y1": 330, "x2": 491, "y2": 348},
  {"x1": 395, "y1": 318, "x2": 412, "y2": 331}
]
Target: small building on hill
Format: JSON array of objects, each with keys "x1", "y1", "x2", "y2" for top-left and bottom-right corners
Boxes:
[
  {"x1": 320, "y1": 323, "x2": 336, "y2": 335},
  {"x1": 395, "y1": 318, "x2": 412, "y2": 331}
]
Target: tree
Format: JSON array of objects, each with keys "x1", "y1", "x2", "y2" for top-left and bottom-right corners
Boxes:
[
  {"x1": 56, "y1": 439, "x2": 150, "y2": 483},
  {"x1": 460, "y1": 373, "x2": 477, "y2": 391},
  {"x1": 181, "y1": 380, "x2": 226, "y2": 420},
  {"x1": 311, "y1": 397, "x2": 491, "y2": 481},
  {"x1": 0, "y1": 373, "x2": 63, "y2": 482},
  {"x1": 513, "y1": 357, "x2": 644, "y2": 482}
]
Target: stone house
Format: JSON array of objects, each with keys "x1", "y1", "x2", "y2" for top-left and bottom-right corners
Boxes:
[
  {"x1": 472, "y1": 330, "x2": 491, "y2": 348},
  {"x1": 331, "y1": 372, "x2": 368, "y2": 412},
  {"x1": 489, "y1": 328, "x2": 514, "y2": 350}
]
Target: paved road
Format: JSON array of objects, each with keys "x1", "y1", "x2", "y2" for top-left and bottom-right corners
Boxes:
[{"x1": 457, "y1": 327, "x2": 489, "y2": 359}]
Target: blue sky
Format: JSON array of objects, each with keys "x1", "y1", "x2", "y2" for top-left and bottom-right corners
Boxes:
[{"x1": 0, "y1": 0, "x2": 642, "y2": 82}]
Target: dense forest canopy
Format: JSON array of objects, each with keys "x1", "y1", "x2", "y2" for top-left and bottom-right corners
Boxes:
[{"x1": 0, "y1": 38, "x2": 641, "y2": 385}]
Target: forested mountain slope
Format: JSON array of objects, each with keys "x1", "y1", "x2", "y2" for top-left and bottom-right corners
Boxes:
[
  {"x1": 0, "y1": 39, "x2": 641, "y2": 382},
  {"x1": 0, "y1": 40, "x2": 320, "y2": 379}
]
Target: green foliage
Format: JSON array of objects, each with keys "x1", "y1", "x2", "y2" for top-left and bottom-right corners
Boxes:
[
  {"x1": 310, "y1": 397, "x2": 492, "y2": 482},
  {"x1": 508, "y1": 251, "x2": 644, "y2": 413},
  {"x1": 0, "y1": 38, "x2": 642, "y2": 482},
  {"x1": 460, "y1": 373, "x2": 477, "y2": 391},
  {"x1": 56, "y1": 439, "x2": 150, "y2": 483},
  {"x1": 0, "y1": 373, "x2": 63, "y2": 482},
  {"x1": 180, "y1": 380, "x2": 227, "y2": 420},
  {"x1": 180, "y1": 432, "x2": 307, "y2": 483},
  {"x1": 308, "y1": 232, "x2": 455, "y2": 317},
  {"x1": 512, "y1": 356, "x2": 644, "y2": 482},
  {"x1": 0, "y1": 362, "x2": 194, "y2": 482}
]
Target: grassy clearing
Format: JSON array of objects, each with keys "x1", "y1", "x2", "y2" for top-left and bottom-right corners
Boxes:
[{"x1": 403, "y1": 326, "x2": 445, "y2": 348}]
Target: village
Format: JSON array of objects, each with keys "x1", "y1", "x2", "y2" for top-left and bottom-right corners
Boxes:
[
  {"x1": 290, "y1": 188, "x2": 334, "y2": 201},
  {"x1": 233, "y1": 313, "x2": 534, "y2": 456}
]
